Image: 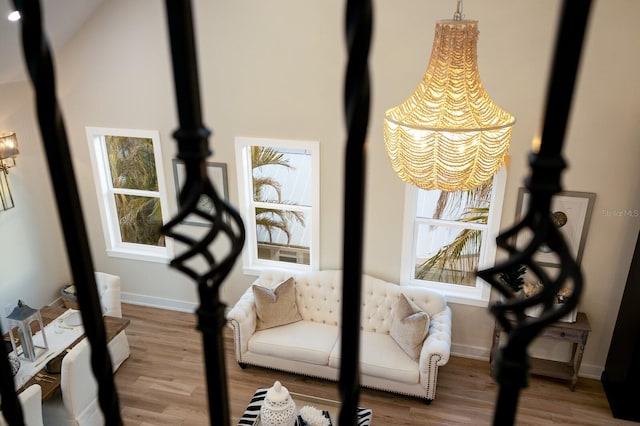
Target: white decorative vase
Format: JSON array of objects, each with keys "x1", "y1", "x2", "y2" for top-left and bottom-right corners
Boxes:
[{"x1": 260, "y1": 381, "x2": 297, "y2": 426}]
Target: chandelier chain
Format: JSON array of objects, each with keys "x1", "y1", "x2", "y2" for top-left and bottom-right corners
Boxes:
[{"x1": 454, "y1": 0, "x2": 464, "y2": 21}]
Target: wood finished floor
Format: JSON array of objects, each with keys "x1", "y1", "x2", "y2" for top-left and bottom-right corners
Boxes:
[{"x1": 114, "y1": 303, "x2": 633, "y2": 425}]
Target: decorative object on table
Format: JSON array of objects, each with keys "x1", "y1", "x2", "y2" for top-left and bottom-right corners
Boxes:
[
  {"x1": 522, "y1": 279, "x2": 571, "y2": 303},
  {"x1": 6, "y1": 300, "x2": 49, "y2": 362},
  {"x1": 514, "y1": 188, "x2": 596, "y2": 267},
  {"x1": 60, "y1": 283, "x2": 78, "y2": 309},
  {"x1": 498, "y1": 264, "x2": 577, "y2": 322},
  {"x1": 383, "y1": 0, "x2": 515, "y2": 191},
  {"x1": 298, "y1": 406, "x2": 330, "y2": 426},
  {"x1": 522, "y1": 274, "x2": 577, "y2": 323},
  {"x1": 0, "y1": 131, "x2": 19, "y2": 210},
  {"x1": 499, "y1": 264, "x2": 527, "y2": 293},
  {"x1": 239, "y1": 388, "x2": 372, "y2": 426},
  {"x1": 259, "y1": 381, "x2": 298, "y2": 426},
  {"x1": 8, "y1": 352, "x2": 20, "y2": 376}
]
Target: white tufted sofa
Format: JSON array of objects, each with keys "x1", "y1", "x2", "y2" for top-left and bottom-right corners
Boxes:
[{"x1": 227, "y1": 269, "x2": 452, "y2": 403}]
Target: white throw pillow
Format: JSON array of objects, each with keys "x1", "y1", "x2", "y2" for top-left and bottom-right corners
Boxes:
[
  {"x1": 390, "y1": 293, "x2": 430, "y2": 361},
  {"x1": 253, "y1": 277, "x2": 302, "y2": 330}
]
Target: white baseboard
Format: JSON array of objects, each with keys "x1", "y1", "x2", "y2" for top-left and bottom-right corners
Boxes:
[
  {"x1": 48, "y1": 297, "x2": 66, "y2": 308},
  {"x1": 451, "y1": 343, "x2": 602, "y2": 380},
  {"x1": 121, "y1": 292, "x2": 198, "y2": 313},
  {"x1": 451, "y1": 342, "x2": 490, "y2": 361},
  {"x1": 577, "y1": 364, "x2": 602, "y2": 380}
]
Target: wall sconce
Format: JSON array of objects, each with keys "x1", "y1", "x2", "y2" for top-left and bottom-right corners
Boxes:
[{"x1": 0, "y1": 131, "x2": 19, "y2": 210}]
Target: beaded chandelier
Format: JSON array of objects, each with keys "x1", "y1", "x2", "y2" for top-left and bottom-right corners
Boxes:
[{"x1": 384, "y1": 5, "x2": 515, "y2": 192}]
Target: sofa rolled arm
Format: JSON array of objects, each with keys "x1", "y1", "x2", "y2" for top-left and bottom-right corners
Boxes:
[
  {"x1": 226, "y1": 288, "x2": 257, "y2": 360},
  {"x1": 417, "y1": 305, "x2": 452, "y2": 400},
  {"x1": 419, "y1": 305, "x2": 452, "y2": 371}
]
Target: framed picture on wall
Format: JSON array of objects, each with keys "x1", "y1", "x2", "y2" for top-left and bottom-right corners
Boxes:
[
  {"x1": 172, "y1": 159, "x2": 229, "y2": 227},
  {"x1": 514, "y1": 189, "x2": 596, "y2": 267}
]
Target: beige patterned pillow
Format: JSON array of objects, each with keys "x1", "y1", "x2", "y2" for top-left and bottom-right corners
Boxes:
[
  {"x1": 253, "y1": 277, "x2": 302, "y2": 330},
  {"x1": 390, "y1": 293, "x2": 430, "y2": 361}
]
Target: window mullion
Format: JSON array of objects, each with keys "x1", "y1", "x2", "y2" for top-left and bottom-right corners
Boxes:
[
  {"x1": 252, "y1": 201, "x2": 309, "y2": 212},
  {"x1": 416, "y1": 218, "x2": 487, "y2": 231},
  {"x1": 112, "y1": 188, "x2": 161, "y2": 198}
]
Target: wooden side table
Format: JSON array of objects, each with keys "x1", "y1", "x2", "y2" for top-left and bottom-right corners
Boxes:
[{"x1": 490, "y1": 311, "x2": 591, "y2": 391}]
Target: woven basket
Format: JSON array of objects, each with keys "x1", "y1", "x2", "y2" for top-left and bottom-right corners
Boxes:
[{"x1": 61, "y1": 284, "x2": 78, "y2": 309}]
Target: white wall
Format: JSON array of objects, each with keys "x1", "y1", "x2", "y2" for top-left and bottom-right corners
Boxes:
[
  {"x1": 1, "y1": 0, "x2": 639, "y2": 377},
  {"x1": 0, "y1": 82, "x2": 70, "y2": 329}
]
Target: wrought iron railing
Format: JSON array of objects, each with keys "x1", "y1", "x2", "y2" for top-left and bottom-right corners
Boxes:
[
  {"x1": 339, "y1": 1, "x2": 372, "y2": 424},
  {"x1": 160, "y1": 2, "x2": 246, "y2": 423},
  {"x1": 478, "y1": 2, "x2": 592, "y2": 425},
  {"x1": 0, "y1": 1, "x2": 591, "y2": 425}
]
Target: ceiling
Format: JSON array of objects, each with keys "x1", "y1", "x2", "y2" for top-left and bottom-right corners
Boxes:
[{"x1": 0, "y1": 0, "x2": 104, "y2": 84}]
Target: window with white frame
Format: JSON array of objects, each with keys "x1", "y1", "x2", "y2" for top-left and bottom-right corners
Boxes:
[
  {"x1": 86, "y1": 127, "x2": 173, "y2": 263},
  {"x1": 400, "y1": 168, "x2": 507, "y2": 306},
  {"x1": 235, "y1": 137, "x2": 320, "y2": 275}
]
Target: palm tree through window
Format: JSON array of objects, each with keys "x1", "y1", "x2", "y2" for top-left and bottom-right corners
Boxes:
[
  {"x1": 252, "y1": 146, "x2": 310, "y2": 264},
  {"x1": 105, "y1": 135, "x2": 165, "y2": 247},
  {"x1": 86, "y1": 127, "x2": 173, "y2": 263},
  {"x1": 235, "y1": 137, "x2": 319, "y2": 273},
  {"x1": 401, "y1": 167, "x2": 507, "y2": 304},
  {"x1": 414, "y1": 183, "x2": 492, "y2": 286}
]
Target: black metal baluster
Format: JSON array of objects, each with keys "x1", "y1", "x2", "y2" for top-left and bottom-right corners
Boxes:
[
  {"x1": 12, "y1": 0, "x2": 122, "y2": 424},
  {"x1": 477, "y1": 1, "x2": 592, "y2": 425},
  {"x1": 0, "y1": 323, "x2": 24, "y2": 425},
  {"x1": 339, "y1": 1, "x2": 372, "y2": 425},
  {"x1": 162, "y1": 2, "x2": 245, "y2": 424}
]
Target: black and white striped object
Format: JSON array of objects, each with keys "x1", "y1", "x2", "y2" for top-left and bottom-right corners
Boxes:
[
  {"x1": 237, "y1": 388, "x2": 373, "y2": 425},
  {"x1": 237, "y1": 388, "x2": 268, "y2": 425},
  {"x1": 356, "y1": 407, "x2": 373, "y2": 425}
]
